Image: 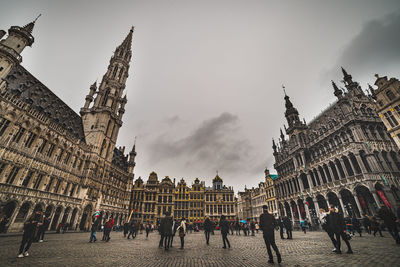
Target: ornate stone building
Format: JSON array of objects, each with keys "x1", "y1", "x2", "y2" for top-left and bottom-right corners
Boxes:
[
  {"x1": 273, "y1": 68, "x2": 400, "y2": 227},
  {"x1": 0, "y1": 19, "x2": 136, "y2": 232},
  {"x1": 131, "y1": 172, "x2": 235, "y2": 224},
  {"x1": 204, "y1": 174, "x2": 235, "y2": 221},
  {"x1": 370, "y1": 75, "x2": 400, "y2": 148}
]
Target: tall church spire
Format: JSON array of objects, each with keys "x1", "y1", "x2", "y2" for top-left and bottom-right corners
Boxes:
[{"x1": 81, "y1": 27, "x2": 134, "y2": 161}]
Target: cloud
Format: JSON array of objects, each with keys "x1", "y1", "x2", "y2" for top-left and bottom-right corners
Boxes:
[
  {"x1": 332, "y1": 11, "x2": 400, "y2": 76},
  {"x1": 148, "y1": 112, "x2": 256, "y2": 174}
]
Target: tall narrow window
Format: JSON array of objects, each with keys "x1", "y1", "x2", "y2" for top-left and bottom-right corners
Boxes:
[
  {"x1": 6, "y1": 166, "x2": 20, "y2": 184},
  {"x1": 12, "y1": 127, "x2": 25, "y2": 143},
  {"x1": 24, "y1": 132, "x2": 37, "y2": 148},
  {"x1": 33, "y1": 174, "x2": 43, "y2": 190},
  {"x1": 64, "y1": 152, "x2": 71, "y2": 164},
  {"x1": 38, "y1": 139, "x2": 47, "y2": 154},
  {"x1": 22, "y1": 171, "x2": 34, "y2": 187},
  {"x1": 384, "y1": 111, "x2": 398, "y2": 127},
  {"x1": 47, "y1": 144, "x2": 55, "y2": 157},
  {"x1": 54, "y1": 179, "x2": 61, "y2": 193},
  {"x1": 102, "y1": 89, "x2": 110, "y2": 107},
  {"x1": 0, "y1": 162, "x2": 6, "y2": 175},
  {"x1": 0, "y1": 118, "x2": 10, "y2": 136},
  {"x1": 118, "y1": 68, "x2": 124, "y2": 82},
  {"x1": 46, "y1": 177, "x2": 54, "y2": 192},
  {"x1": 69, "y1": 184, "x2": 76, "y2": 197},
  {"x1": 57, "y1": 149, "x2": 64, "y2": 162},
  {"x1": 111, "y1": 66, "x2": 118, "y2": 79}
]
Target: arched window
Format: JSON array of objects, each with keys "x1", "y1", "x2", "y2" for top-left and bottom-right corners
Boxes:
[
  {"x1": 102, "y1": 89, "x2": 110, "y2": 107},
  {"x1": 118, "y1": 68, "x2": 124, "y2": 82},
  {"x1": 386, "y1": 90, "x2": 395, "y2": 101},
  {"x1": 16, "y1": 202, "x2": 31, "y2": 222},
  {"x1": 111, "y1": 66, "x2": 118, "y2": 79}
]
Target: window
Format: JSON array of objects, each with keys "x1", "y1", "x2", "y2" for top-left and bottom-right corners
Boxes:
[
  {"x1": 22, "y1": 171, "x2": 34, "y2": 187},
  {"x1": 33, "y1": 174, "x2": 43, "y2": 189},
  {"x1": 6, "y1": 166, "x2": 20, "y2": 184},
  {"x1": 394, "y1": 105, "x2": 400, "y2": 117},
  {"x1": 0, "y1": 118, "x2": 10, "y2": 136},
  {"x1": 63, "y1": 183, "x2": 70, "y2": 195},
  {"x1": 12, "y1": 127, "x2": 25, "y2": 143},
  {"x1": 111, "y1": 66, "x2": 118, "y2": 79},
  {"x1": 47, "y1": 144, "x2": 55, "y2": 157},
  {"x1": 64, "y1": 152, "x2": 71, "y2": 164},
  {"x1": 46, "y1": 177, "x2": 54, "y2": 191},
  {"x1": 386, "y1": 90, "x2": 396, "y2": 101},
  {"x1": 57, "y1": 149, "x2": 64, "y2": 162},
  {"x1": 38, "y1": 139, "x2": 47, "y2": 153},
  {"x1": 0, "y1": 162, "x2": 6, "y2": 175},
  {"x1": 102, "y1": 89, "x2": 110, "y2": 106},
  {"x1": 384, "y1": 111, "x2": 398, "y2": 127},
  {"x1": 24, "y1": 132, "x2": 36, "y2": 148}
]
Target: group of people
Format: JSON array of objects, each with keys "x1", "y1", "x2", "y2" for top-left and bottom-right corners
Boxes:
[
  {"x1": 17, "y1": 211, "x2": 50, "y2": 258},
  {"x1": 158, "y1": 211, "x2": 186, "y2": 250}
]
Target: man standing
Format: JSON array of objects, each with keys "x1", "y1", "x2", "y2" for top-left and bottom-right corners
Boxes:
[
  {"x1": 18, "y1": 211, "x2": 42, "y2": 258},
  {"x1": 204, "y1": 216, "x2": 212, "y2": 245},
  {"x1": 319, "y1": 208, "x2": 337, "y2": 252},
  {"x1": 260, "y1": 205, "x2": 282, "y2": 264},
  {"x1": 278, "y1": 216, "x2": 285, "y2": 239},
  {"x1": 328, "y1": 206, "x2": 353, "y2": 254},
  {"x1": 283, "y1": 216, "x2": 292, "y2": 239},
  {"x1": 159, "y1": 211, "x2": 173, "y2": 250},
  {"x1": 378, "y1": 205, "x2": 400, "y2": 244},
  {"x1": 219, "y1": 215, "x2": 231, "y2": 248},
  {"x1": 104, "y1": 216, "x2": 114, "y2": 242},
  {"x1": 89, "y1": 213, "x2": 101, "y2": 243}
]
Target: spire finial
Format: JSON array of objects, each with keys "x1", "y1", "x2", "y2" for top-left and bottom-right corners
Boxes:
[
  {"x1": 34, "y1": 14, "x2": 42, "y2": 23},
  {"x1": 282, "y1": 84, "x2": 287, "y2": 96},
  {"x1": 134, "y1": 136, "x2": 137, "y2": 146}
]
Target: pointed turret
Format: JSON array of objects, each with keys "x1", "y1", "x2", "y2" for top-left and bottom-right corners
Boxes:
[
  {"x1": 128, "y1": 137, "x2": 137, "y2": 174},
  {"x1": 272, "y1": 138, "x2": 277, "y2": 153},
  {"x1": 332, "y1": 80, "x2": 343, "y2": 100},
  {"x1": 280, "y1": 128, "x2": 285, "y2": 141}
]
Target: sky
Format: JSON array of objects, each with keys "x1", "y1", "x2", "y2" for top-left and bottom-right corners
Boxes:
[{"x1": 1, "y1": 0, "x2": 400, "y2": 194}]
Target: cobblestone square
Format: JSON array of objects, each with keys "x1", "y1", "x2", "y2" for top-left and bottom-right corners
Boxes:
[{"x1": 0, "y1": 230, "x2": 399, "y2": 267}]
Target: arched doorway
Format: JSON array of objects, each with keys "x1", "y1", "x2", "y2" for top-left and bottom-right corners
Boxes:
[
  {"x1": 69, "y1": 208, "x2": 78, "y2": 230},
  {"x1": 316, "y1": 194, "x2": 328, "y2": 211},
  {"x1": 51, "y1": 206, "x2": 63, "y2": 230},
  {"x1": 278, "y1": 203, "x2": 285, "y2": 217},
  {"x1": 33, "y1": 203, "x2": 44, "y2": 213},
  {"x1": 290, "y1": 200, "x2": 299, "y2": 220},
  {"x1": 61, "y1": 207, "x2": 71, "y2": 225},
  {"x1": 15, "y1": 202, "x2": 31, "y2": 223},
  {"x1": 79, "y1": 205, "x2": 92, "y2": 231},
  {"x1": 355, "y1": 185, "x2": 377, "y2": 215},
  {"x1": 297, "y1": 199, "x2": 306, "y2": 219},
  {"x1": 340, "y1": 189, "x2": 360, "y2": 217},
  {"x1": 0, "y1": 201, "x2": 17, "y2": 233}
]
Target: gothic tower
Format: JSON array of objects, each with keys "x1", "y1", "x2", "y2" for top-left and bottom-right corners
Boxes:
[
  {"x1": 80, "y1": 27, "x2": 134, "y2": 161},
  {"x1": 0, "y1": 17, "x2": 38, "y2": 88}
]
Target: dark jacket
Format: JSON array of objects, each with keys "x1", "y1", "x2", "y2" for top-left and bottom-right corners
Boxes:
[
  {"x1": 204, "y1": 218, "x2": 212, "y2": 232},
  {"x1": 378, "y1": 206, "x2": 397, "y2": 228},
  {"x1": 259, "y1": 212, "x2": 277, "y2": 233},
  {"x1": 160, "y1": 216, "x2": 173, "y2": 236},
  {"x1": 328, "y1": 211, "x2": 345, "y2": 233},
  {"x1": 91, "y1": 217, "x2": 101, "y2": 231},
  {"x1": 219, "y1": 218, "x2": 230, "y2": 234},
  {"x1": 283, "y1": 217, "x2": 292, "y2": 230},
  {"x1": 23, "y1": 213, "x2": 41, "y2": 234}
]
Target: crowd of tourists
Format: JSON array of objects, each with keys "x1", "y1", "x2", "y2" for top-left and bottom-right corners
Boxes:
[{"x1": 13, "y1": 203, "x2": 400, "y2": 264}]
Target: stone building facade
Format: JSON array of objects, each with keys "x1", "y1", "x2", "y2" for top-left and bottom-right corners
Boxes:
[
  {"x1": 0, "y1": 20, "x2": 136, "y2": 232},
  {"x1": 370, "y1": 75, "x2": 400, "y2": 148},
  {"x1": 236, "y1": 169, "x2": 278, "y2": 223},
  {"x1": 131, "y1": 172, "x2": 235, "y2": 224},
  {"x1": 273, "y1": 68, "x2": 400, "y2": 227}
]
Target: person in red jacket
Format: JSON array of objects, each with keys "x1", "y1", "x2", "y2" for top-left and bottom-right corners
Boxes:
[{"x1": 104, "y1": 217, "x2": 114, "y2": 242}]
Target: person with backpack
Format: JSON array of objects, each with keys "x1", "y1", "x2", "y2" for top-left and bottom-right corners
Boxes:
[
  {"x1": 177, "y1": 218, "x2": 186, "y2": 249},
  {"x1": 89, "y1": 212, "x2": 101, "y2": 243}
]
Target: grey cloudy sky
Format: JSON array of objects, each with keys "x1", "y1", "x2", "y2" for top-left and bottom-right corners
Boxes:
[{"x1": 1, "y1": 0, "x2": 400, "y2": 193}]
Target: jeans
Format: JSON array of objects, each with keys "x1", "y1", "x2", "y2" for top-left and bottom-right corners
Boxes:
[
  {"x1": 127, "y1": 229, "x2": 135, "y2": 239},
  {"x1": 222, "y1": 232, "x2": 230, "y2": 248},
  {"x1": 335, "y1": 231, "x2": 352, "y2": 252},
  {"x1": 326, "y1": 230, "x2": 337, "y2": 248},
  {"x1": 263, "y1": 232, "x2": 280, "y2": 260},
  {"x1": 205, "y1": 231, "x2": 210, "y2": 244},
  {"x1": 146, "y1": 229, "x2": 150, "y2": 238},
  {"x1": 180, "y1": 236, "x2": 184, "y2": 248},
  {"x1": 89, "y1": 229, "x2": 97, "y2": 242},
  {"x1": 19, "y1": 232, "x2": 34, "y2": 254},
  {"x1": 286, "y1": 229, "x2": 292, "y2": 239},
  {"x1": 164, "y1": 235, "x2": 171, "y2": 249}
]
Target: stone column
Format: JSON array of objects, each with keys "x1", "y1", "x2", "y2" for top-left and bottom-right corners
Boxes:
[
  {"x1": 297, "y1": 176, "x2": 304, "y2": 191},
  {"x1": 338, "y1": 196, "x2": 346, "y2": 215},
  {"x1": 306, "y1": 173, "x2": 313, "y2": 188},
  {"x1": 313, "y1": 198, "x2": 320, "y2": 213},
  {"x1": 339, "y1": 159, "x2": 349, "y2": 178},
  {"x1": 355, "y1": 153, "x2": 368, "y2": 173},
  {"x1": 304, "y1": 202, "x2": 312, "y2": 221},
  {"x1": 353, "y1": 193, "x2": 363, "y2": 217}
]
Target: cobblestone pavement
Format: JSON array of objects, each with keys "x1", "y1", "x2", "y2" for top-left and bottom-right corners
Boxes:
[{"x1": 0, "y1": 230, "x2": 399, "y2": 267}]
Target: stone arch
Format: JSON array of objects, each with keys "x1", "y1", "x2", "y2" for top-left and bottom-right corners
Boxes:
[
  {"x1": 15, "y1": 202, "x2": 32, "y2": 223},
  {"x1": 340, "y1": 188, "x2": 360, "y2": 217},
  {"x1": 290, "y1": 200, "x2": 299, "y2": 219},
  {"x1": 33, "y1": 203, "x2": 45, "y2": 212},
  {"x1": 354, "y1": 185, "x2": 376, "y2": 215},
  {"x1": 297, "y1": 199, "x2": 306, "y2": 219},
  {"x1": 50, "y1": 206, "x2": 63, "y2": 230},
  {"x1": 79, "y1": 204, "x2": 92, "y2": 231},
  {"x1": 359, "y1": 150, "x2": 372, "y2": 172},
  {"x1": 316, "y1": 194, "x2": 328, "y2": 211},
  {"x1": 0, "y1": 200, "x2": 18, "y2": 232},
  {"x1": 329, "y1": 161, "x2": 339, "y2": 180}
]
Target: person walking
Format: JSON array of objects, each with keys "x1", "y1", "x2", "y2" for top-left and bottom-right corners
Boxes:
[
  {"x1": 177, "y1": 218, "x2": 187, "y2": 249},
  {"x1": 123, "y1": 221, "x2": 129, "y2": 238},
  {"x1": 235, "y1": 220, "x2": 241, "y2": 235},
  {"x1": 362, "y1": 214, "x2": 371, "y2": 234},
  {"x1": 352, "y1": 216, "x2": 362, "y2": 237},
  {"x1": 127, "y1": 220, "x2": 135, "y2": 239},
  {"x1": 219, "y1": 215, "x2": 231, "y2": 249},
  {"x1": 250, "y1": 220, "x2": 256, "y2": 236},
  {"x1": 18, "y1": 211, "x2": 42, "y2": 258},
  {"x1": 278, "y1": 216, "x2": 285, "y2": 239},
  {"x1": 370, "y1": 216, "x2": 383, "y2": 237},
  {"x1": 159, "y1": 211, "x2": 173, "y2": 250},
  {"x1": 328, "y1": 206, "x2": 353, "y2": 254},
  {"x1": 204, "y1": 216, "x2": 212, "y2": 245},
  {"x1": 259, "y1": 205, "x2": 282, "y2": 264},
  {"x1": 104, "y1": 217, "x2": 114, "y2": 242},
  {"x1": 89, "y1": 213, "x2": 101, "y2": 243},
  {"x1": 378, "y1": 205, "x2": 400, "y2": 244},
  {"x1": 283, "y1": 216, "x2": 292, "y2": 239},
  {"x1": 300, "y1": 219, "x2": 307, "y2": 234},
  {"x1": 170, "y1": 219, "x2": 178, "y2": 247},
  {"x1": 145, "y1": 222, "x2": 151, "y2": 240},
  {"x1": 319, "y1": 208, "x2": 337, "y2": 252}
]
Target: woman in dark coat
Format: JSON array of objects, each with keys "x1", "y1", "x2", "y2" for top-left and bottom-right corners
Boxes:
[{"x1": 219, "y1": 215, "x2": 230, "y2": 248}]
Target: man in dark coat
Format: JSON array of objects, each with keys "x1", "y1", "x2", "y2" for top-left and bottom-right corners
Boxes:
[
  {"x1": 89, "y1": 215, "x2": 101, "y2": 242},
  {"x1": 260, "y1": 205, "x2": 281, "y2": 264},
  {"x1": 123, "y1": 221, "x2": 129, "y2": 237},
  {"x1": 378, "y1": 205, "x2": 400, "y2": 244},
  {"x1": 219, "y1": 215, "x2": 230, "y2": 248},
  {"x1": 328, "y1": 206, "x2": 353, "y2": 254},
  {"x1": 277, "y1": 216, "x2": 285, "y2": 239},
  {"x1": 283, "y1": 216, "x2": 292, "y2": 239},
  {"x1": 159, "y1": 211, "x2": 173, "y2": 250},
  {"x1": 204, "y1": 216, "x2": 212, "y2": 245},
  {"x1": 18, "y1": 211, "x2": 42, "y2": 258}
]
